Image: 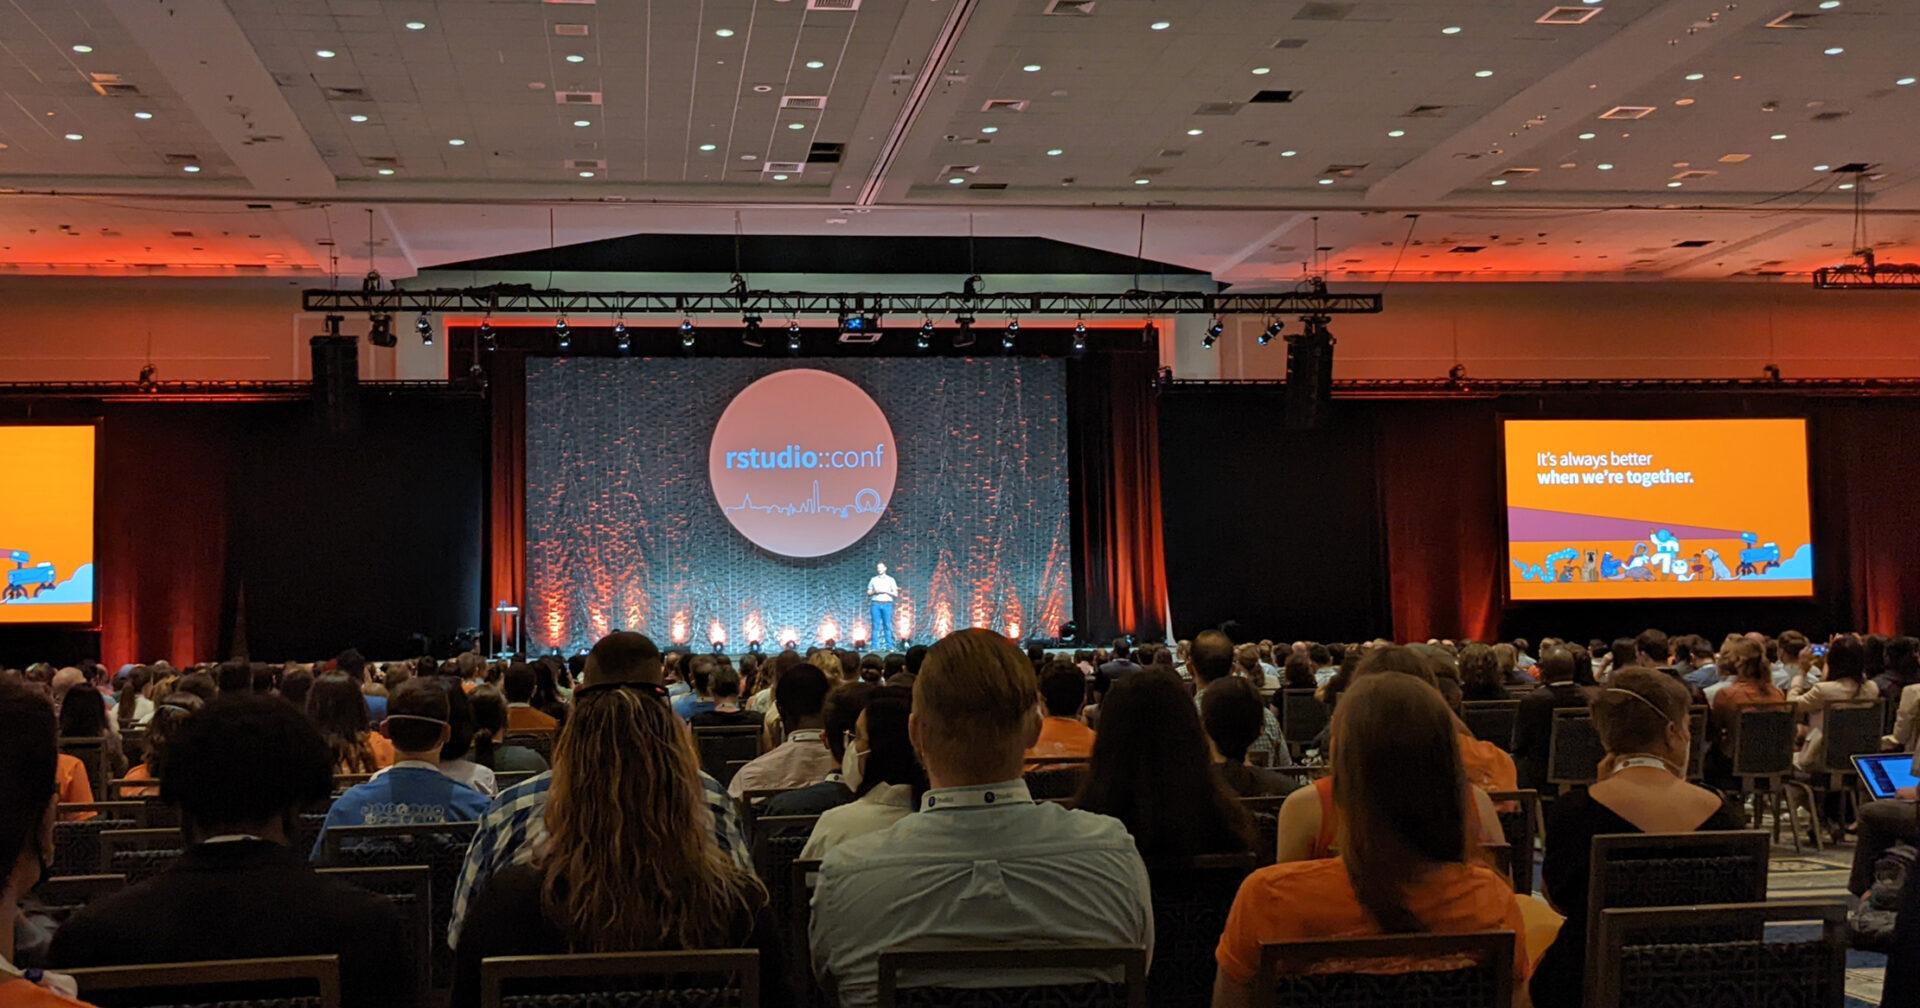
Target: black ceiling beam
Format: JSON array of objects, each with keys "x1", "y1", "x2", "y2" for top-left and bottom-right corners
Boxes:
[
  {"x1": 1812, "y1": 264, "x2": 1920, "y2": 288},
  {"x1": 301, "y1": 287, "x2": 1382, "y2": 316}
]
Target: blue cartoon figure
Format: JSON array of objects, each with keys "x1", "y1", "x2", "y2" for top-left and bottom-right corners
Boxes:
[
  {"x1": 1600, "y1": 551, "x2": 1624, "y2": 579},
  {"x1": 1515, "y1": 547, "x2": 1580, "y2": 583},
  {"x1": 1650, "y1": 529, "x2": 1682, "y2": 574},
  {"x1": 1736, "y1": 532, "x2": 1780, "y2": 577}
]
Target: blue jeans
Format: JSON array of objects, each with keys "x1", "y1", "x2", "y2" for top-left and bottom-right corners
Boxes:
[{"x1": 870, "y1": 601, "x2": 895, "y2": 650}]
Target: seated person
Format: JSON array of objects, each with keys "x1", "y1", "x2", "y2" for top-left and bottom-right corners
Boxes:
[
  {"x1": 810, "y1": 630, "x2": 1153, "y2": 1008},
  {"x1": 118, "y1": 693, "x2": 205, "y2": 798},
  {"x1": 452, "y1": 674, "x2": 783, "y2": 1008},
  {"x1": 49, "y1": 695, "x2": 413, "y2": 1008},
  {"x1": 311, "y1": 679, "x2": 492, "y2": 859},
  {"x1": 432, "y1": 680, "x2": 497, "y2": 797},
  {"x1": 1213, "y1": 673, "x2": 1529, "y2": 1006},
  {"x1": 671, "y1": 656, "x2": 719, "y2": 722},
  {"x1": 728, "y1": 663, "x2": 835, "y2": 799},
  {"x1": 1025, "y1": 661, "x2": 1096, "y2": 766},
  {"x1": 763, "y1": 683, "x2": 871, "y2": 818},
  {"x1": 466, "y1": 686, "x2": 549, "y2": 774},
  {"x1": 1511, "y1": 647, "x2": 1593, "y2": 790},
  {"x1": 1530, "y1": 669, "x2": 1740, "y2": 1008},
  {"x1": 0, "y1": 679, "x2": 95, "y2": 1006},
  {"x1": 502, "y1": 664, "x2": 559, "y2": 733},
  {"x1": 1077, "y1": 669, "x2": 1254, "y2": 860},
  {"x1": 802, "y1": 686, "x2": 928, "y2": 859},
  {"x1": 308, "y1": 672, "x2": 395, "y2": 773},
  {"x1": 690, "y1": 664, "x2": 763, "y2": 728},
  {"x1": 1202, "y1": 677, "x2": 1301, "y2": 798}
]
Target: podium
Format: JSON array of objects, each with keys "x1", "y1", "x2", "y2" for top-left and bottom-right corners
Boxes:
[{"x1": 491, "y1": 601, "x2": 523, "y2": 658}]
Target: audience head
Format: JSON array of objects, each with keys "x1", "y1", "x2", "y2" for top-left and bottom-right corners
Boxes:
[
  {"x1": 143, "y1": 693, "x2": 204, "y2": 778},
  {"x1": 1078, "y1": 668, "x2": 1252, "y2": 860},
  {"x1": 1109, "y1": 637, "x2": 1132, "y2": 663},
  {"x1": 335, "y1": 649, "x2": 368, "y2": 679},
  {"x1": 1354, "y1": 645, "x2": 1439, "y2": 687},
  {"x1": 822, "y1": 682, "x2": 875, "y2": 765},
  {"x1": 384, "y1": 679, "x2": 453, "y2": 756},
  {"x1": 1778, "y1": 630, "x2": 1810, "y2": 664},
  {"x1": 1189, "y1": 630, "x2": 1234, "y2": 686},
  {"x1": 774, "y1": 662, "x2": 831, "y2": 728},
  {"x1": 911, "y1": 629, "x2": 1040, "y2": 786},
  {"x1": 165, "y1": 694, "x2": 333, "y2": 843},
  {"x1": 583, "y1": 631, "x2": 663, "y2": 687},
  {"x1": 1826, "y1": 635, "x2": 1867, "y2": 683},
  {"x1": 1720, "y1": 638, "x2": 1770, "y2": 685},
  {"x1": 1232, "y1": 643, "x2": 1264, "y2": 680},
  {"x1": 709, "y1": 663, "x2": 743, "y2": 701},
  {"x1": 468, "y1": 686, "x2": 509, "y2": 767},
  {"x1": 1592, "y1": 667, "x2": 1690, "y2": 766},
  {"x1": 1565, "y1": 644, "x2": 1596, "y2": 687},
  {"x1": 116, "y1": 665, "x2": 154, "y2": 727},
  {"x1": 1888, "y1": 636, "x2": 1920, "y2": 683},
  {"x1": 904, "y1": 645, "x2": 930, "y2": 676},
  {"x1": 1608, "y1": 637, "x2": 1637, "y2": 673},
  {"x1": 1281, "y1": 652, "x2": 1317, "y2": 690},
  {"x1": 1634, "y1": 628, "x2": 1671, "y2": 666},
  {"x1": 57, "y1": 684, "x2": 109, "y2": 739},
  {"x1": 214, "y1": 658, "x2": 251, "y2": 694},
  {"x1": 1037, "y1": 662, "x2": 1087, "y2": 718},
  {"x1": 278, "y1": 668, "x2": 315, "y2": 708},
  {"x1": 1538, "y1": 646, "x2": 1577, "y2": 685},
  {"x1": 1457, "y1": 644, "x2": 1501, "y2": 692},
  {"x1": 0, "y1": 678, "x2": 58, "y2": 902},
  {"x1": 848, "y1": 686, "x2": 927, "y2": 802},
  {"x1": 503, "y1": 663, "x2": 537, "y2": 703},
  {"x1": 1200, "y1": 676, "x2": 1267, "y2": 764},
  {"x1": 1490, "y1": 643, "x2": 1517, "y2": 677}
]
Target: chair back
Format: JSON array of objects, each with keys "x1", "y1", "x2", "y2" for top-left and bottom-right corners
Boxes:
[
  {"x1": 695, "y1": 725, "x2": 764, "y2": 786},
  {"x1": 494, "y1": 770, "x2": 539, "y2": 792},
  {"x1": 790, "y1": 858, "x2": 825, "y2": 1008},
  {"x1": 98, "y1": 827, "x2": 184, "y2": 883},
  {"x1": 1686, "y1": 704, "x2": 1710, "y2": 780},
  {"x1": 1592, "y1": 900, "x2": 1847, "y2": 1008},
  {"x1": 751, "y1": 813, "x2": 819, "y2": 973},
  {"x1": 59, "y1": 736, "x2": 111, "y2": 797},
  {"x1": 1240, "y1": 795, "x2": 1288, "y2": 866},
  {"x1": 1547, "y1": 709, "x2": 1604, "y2": 787},
  {"x1": 1145, "y1": 853, "x2": 1256, "y2": 1008},
  {"x1": 1816, "y1": 698, "x2": 1886, "y2": 774},
  {"x1": 1461, "y1": 701, "x2": 1521, "y2": 751},
  {"x1": 65, "y1": 954, "x2": 341, "y2": 1008},
  {"x1": 479, "y1": 949, "x2": 761, "y2": 1008},
  {"x1": 1253, "y1": 931, "x2": 1515, "y2": 1008},
  {"x1": 28, "y1": 873, "x2": 127, "y2": 924},
  {"x1": 331, "y1": 773, "x2": 374, "y2": 794},
  {"x1": 51, "y1": 804, "x2": 146, "y2": 877},
  {"x1": 1278, "y1": 690, "x2": 1329, "y2": 748},
  {"x1": 1483, "y1": 790, "x2": 1541, "y2": 894},
  {"x1": 504, "y1": 730, "x2": 556, "y2": 762},
  {"x1": 1584, "y1": 830, "x2": 1769, "y2": 988},
  {"x1": 1729, "y1": 703, "x2": 1797, "y2": 778},
  {"x1": 876, "y1": 944, "x2": 1148, "y2": 1008},
  {"x1": 1023, "y1": 761, "x2": 1087, "y2": 800},
  {"x1": 319, "y1": 821, "x2": 478, "y2": 989},
  {"x1": 317, "y1": 864, "x2": 433, "y2": 998}
]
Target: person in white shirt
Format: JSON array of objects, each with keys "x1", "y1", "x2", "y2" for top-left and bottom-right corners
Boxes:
[
  {"x1": 809, "y1": 629, "x2": 1153, "y2": 1008},
  {"x1": 728, "y1": 663, "x2": 836, "y2": 799},
  {"x1": 801, "y1": 685, "x2": 926, "y2": 860},
  {"x1": 866, "y1": 562, "x2": 899, "y2": 651}
]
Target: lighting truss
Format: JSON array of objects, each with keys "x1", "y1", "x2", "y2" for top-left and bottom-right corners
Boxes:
[
  {"x1": 1812, "y1": 263, "x2": 1920, "y2": 288},
  {"x1": 301, "y1": 286, "x2": 1384, "y2": 317}
]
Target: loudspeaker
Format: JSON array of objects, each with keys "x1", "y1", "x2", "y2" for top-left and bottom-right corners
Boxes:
[
  {"x1": 310, "y1": 331, "x2": 359, "y2": 433},
  {"x1": 1284, "y1": 320, "x2": 1335, "y2": 430}
]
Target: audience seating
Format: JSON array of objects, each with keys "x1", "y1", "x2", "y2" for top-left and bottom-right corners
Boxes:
[
  {"x1": 1546, "y1": 709, "x2": 1604, "y2": 790},
  {"x1": 790, "y1": 858, "x2": 825, "y2": 1008},
  {"x1": 52, "y1": 803, "x2": 146, "y2": 877},
  {"x1": 1592, "y1": 900, "x2": 1847, "y2": 1008},
  {"x1": 1254, "y1": 931, "x2": 1515, "y2": 1008},
  {"x1": 1483, "y1": 790, "x2": 1542, "y2": 895},
  {"x1": 478, "y1": 949, "x2": 761, "y2": 1008},
  {"x1": 739, "y1": 789, "x2": 799, "y2": 839},
  {"x1": 27, "y1": 873, "x2": 127, "y2": 925},
  {"x1": 319, "y1": 821, "x2": 478, "y2": 990},
  {"x1": 330, "y1": 773, "x2": 374, "y2": 794},
  {"x1": 58, "y1": 736, "x2": 112, "y2": 797},
  {"x1": 494, "y1": 769, "x2": 539, "y2": 791},
  {"x1": 97, "y1": 827, "x2": 184, "y2": 884},
  {"x1": 874, "y1": 944, "x2": 1148, "y2": 1008},
  {"x1": 1799, "y1": 698, "x2": 1885, "y2": 849},
  {"x1": 750, "y1": 811, "x2": 819, "y2": 994},
  {"x1": 1724, "y1": 703, "x2": 1808, "y2": 854},
  {"x1": 1144, "y1": 852, "x2": 1255, "y2": 1008},
  {"x1": 1505, "y1": 685, "x2": 1536, "y2": 700},
  {"x1": 504, "y1": 730, "x2": 556, "y2": 762},
  {"x1": 1582, "y1": 830, "x2": 1770, "y2": 993},
  {"x1": 1022, "y1": 759, "x2": 1088, "y2": 800},
  {"x1": 316, "y1": 863, "x2": 433, "y2": 998},
  {"x1": 694, "y1": 725, "x2": 764, "y2": 787},
  {"x1": 64, "y1": 954, "x2": 341, "y2": 1008},
  {"x1": 1277, "y1": 689, "x2": 1329, "y2": 761},
  {"x1": 1685, "y1": 705, "x2": 1709, "y2": 782},
  {"x1": 1240, "y1": 795, "x2": 1287, "y2": 865},
  {"x1": 1460, "y1": 700, "x2": 1520, "y2": 752}
]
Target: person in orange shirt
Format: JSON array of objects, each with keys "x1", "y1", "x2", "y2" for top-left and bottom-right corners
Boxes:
[
  {"x1": 2, "y1": 678, "x2": 101, "y2": 1006},
  {"x1": 502, "y1": 665, "x2": 560, "y2": 733},
  {"x1": 1024, "y1": 661, "x2": 1095, "y2": 768},
  {"x1": 1214, "y1": 673, "x2": 1529, "y2": 1007}
]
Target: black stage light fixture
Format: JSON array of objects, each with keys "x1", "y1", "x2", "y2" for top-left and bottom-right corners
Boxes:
[
  {"x1": 710, "y1": 640, "x2": 725, "y2": 655},
  {"x1": 368, "y1": 312, "x2": 397, "y2": 347},
  {"x1": 1259, "y1": 318, "x2": 1283, "y2": 346},
  {"x1": 786, "y1": 320, "x2": 803, "y2": 353},
  {"x1": 1002, "y1": 318, "x2": 1019, "y2": 350},
  {"x1": 747, "y1": 639, "x2": 763, "y2": 655},
  {"x1": 741, "y1": 316, "x2": 765, "y2": 348},
  {"x1": 1072, "y1": 321, "x2": 1087, "y2": 351},
  {"x1": 953, "y1": 315, "x2": 976, "y2": 349},
  {"x1": 415, "y1": 312, "x2": 433, "y2": 345},
  {"x1": 555, "y1": 317, "x2": 570, "y2": 352},
  {"x1": 916, "y1": 319, "x2": 934, "y2": 350},
  {"x1": 614, "y1": 321, "x2": 631, "y2": 353},
  {"x1": 1200, "y1": 322, "x2": 1218, "y2": 350},
  {"x1": 679, "y1": 317, "x2": 696, "y2": 349},
  {"x1": 479, "y1": 319, "x2": 495, "y2": 346},
  {"x1": 838, "y1": 311, "x2": 883, "y2": 344},
  {"x1": 1284, "y1": 315, "x2": 1336, "y2": 430}
]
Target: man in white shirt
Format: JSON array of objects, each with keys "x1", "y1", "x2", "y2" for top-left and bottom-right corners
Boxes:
[
  {"x1": 810, "y1": 629, "x2": 1153, "y2": 1008},
  {"x1": 728, "y1": 663, "x2": 837, "y2": 799},
  {"x1": 867, "y1": 563, "x2": 899, "y2": 651}
]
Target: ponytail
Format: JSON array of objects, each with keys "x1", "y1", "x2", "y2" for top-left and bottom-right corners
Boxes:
[{"x1": 118, "y1": 679, "x2": 140, "y2": 728}]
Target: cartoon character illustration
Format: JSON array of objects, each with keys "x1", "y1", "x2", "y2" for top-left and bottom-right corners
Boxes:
[
  {"x1": 1580, "y1": 550, "x2": 1599, "y2": 582},
  {"x1": 1736, "y1": 532, "x2": 1781, "y2": 577},
  {"x1": 1650, "y1": 529, "x2": 1682, "y2": 574},
  {"x1": 1600, "y1": 551, "x2": 1624, "y2": 579},
  {"x1": 1514, "y1": 547, "x2": 1580, "y2": 583},
  {"x1": 2, "y1": 552, "x2": 56, "y2": 602},
  {"x1": 1703, "y1": 548, "x2": 1734, "y2": 581}
]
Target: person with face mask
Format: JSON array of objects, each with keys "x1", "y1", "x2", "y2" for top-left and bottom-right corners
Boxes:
[
  {"x1": 800, "y1": 686, "x2": 927, "y2": 860},
  {"x1": 0, "y1": 678, "x2": 95, "y2": 1006}
]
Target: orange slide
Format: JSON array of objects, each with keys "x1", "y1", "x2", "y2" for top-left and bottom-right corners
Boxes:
[{"x1": 0, "y1": 424, "x2": 96, "y2": 623}]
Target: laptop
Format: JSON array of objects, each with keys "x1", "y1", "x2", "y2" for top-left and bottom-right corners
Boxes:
[{"x1": 1852, "y1": 753, "x2": 1920, "y2": 801}]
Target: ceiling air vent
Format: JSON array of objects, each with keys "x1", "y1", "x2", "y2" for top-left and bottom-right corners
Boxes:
[
  {"x1": 91, "y1": 82, "x2": 143, "y2": 97},
  {"x1": 1766, "y1": 11, "x2": 1820, "y2": 28},
  {"x1": 807, "y1": 142, "x2": 843, "y2": 164},
  {"x1": 1043, "y1": 0, "x2": 1097, "y2": 14},
  {"x1": 555, "y1": 91, "x2": 603, "y2": 105},
  {"x1": 1599, "y1": 105, "x2": 1655, "y2": 120},
  {"x1": 1194, "y1": 102, "x2": 1242, "y2": 115},
  {"x1": 953, "y1": 137, "x2": 992, "y2": 145},
  {"x1": 1158, "y1": 148, "x2": 1186, "y2": 157},
  {"x1": 1294, "y1": 3, "x2": 1355, "y2": 20},
  {"x1": 968, "y1": 182, "x2": 1008, "y2": 190},
  {"x1": 1536, "y1": 6, "x2": 1602, "y2": 25},
  {"x1": 543, "y1": 0, "x2": 596, "y2": 5},
  {"x1": 1250, "y1": 90, "x2": 1296, "y2": 103},
  {"x1": 1405, "y1": 104, "x2": 1450, "y2": 118},
  {"x1": 1134, "y1": 166, "x2": 1169, "y2": 177},
  {"x1": 1672, "y1": 240, "x2": 1714, "y2": 248},
  {"x1": 1811, "y1": 110, "x2": 1849, "y2": 121},
  {"x1": 1500, "y1": 167, "x2": 1540, "y2": 177},
  {"x1": 553, "y1": 23, "x2": 590, "y2": 36},
  {"x1": 170, "y1": 230, "x2": 195, "y2": 238},
  {"x1": 762, "y1": 161, "x2": 805, "y2": 173},
  {"x1": 1832, "y1": 162, "x2": 1872, "y2": 173},
  {"x1": 807, "y1": 0, "x2": 860, "y2": 10},
  {"x1": 1322, "y1": 163, "x2": 1367, "y2": 178},
  {"x1": 1672, "y1": 169, "x2": 1716, "y2": 180},
  {"x1": 940, "y1": 164, "x2": 981, "y2": 176},
  {"x1": 323, "y1": 87, "x2": 370, "y2": 101},
  {"x1": 981, "y1": 99, "x2": 1029, "y2": 113},
  {"x1": 161, "y1": 153, "x2": 200, "y2": 165},
  {"x1": 1272, "y1": 38, "x2": 1309, "y2": 49},
  {"x1": 781, "y1": 95, "x2": 827, "y2": 109},
  {"x1": 567, "y1": 158, "x2": 605, "y2": 170},
  {"x1": 1450, "y1": 246, "x2": 1485, "y2": 253}
]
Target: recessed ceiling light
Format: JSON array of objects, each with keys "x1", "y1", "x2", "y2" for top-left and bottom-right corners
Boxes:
[
  {"x1": 316, "y1": 49, "x2": 336, "y2": 58},
  {"x1": 1899, "y1": 77, "x2": 1917, "y2": 86},
  {"x1": 565, "y1": 54, "x2": 585, "y2": 63},
  {"x1": 63, "y1": 133, "x2": 82, "y2": 141},
  {"x1": 404, "y1": 21, "x2": 426, "y2": 31},
  {"x1": 1186, "y1": 128, "x2": 1203, "y2": 135},
  {"x1": 1838, "y1": 182, "x2": 1855, "y2": 189},
  {"x1": 578, "y1": 170, "x2": 595, "y2": 178},
  {"x1": 1667, "y1": 181, "x2": 1683, "y2": 187},
  {"x1": 1685, "y1": 73, "x2": 1704, "y2": 81},
  {"x1": 1577, "y1": 132, "x2": 1596, "y2": 139},
  {"x1": 1387, "y1": 129, "x2": 1405, "y2": 137},
  {"x1": 1150, "y1": 21, "x2": 1171, "y2": 30},
  {"x1": 1280, "y1": 149, "x2": 1297, "y2": 157},
  {"x1": 772, "y1": 173, "x2": 789, "y2": 180},
  {"x1": 182, "y1": 165, "x2": 200, "y2": 173},
  {"x1": 1597, "y1": 162, "x2": 1614, "y2": 170},
  {"x1": 1825, "y1": 47, "x2": 1845, "y2": 55},
  {"x1": 787, "y1": 122, "x2": 805, "y2": 130},
  {"x1": 948, "y1": 177, "x2": 964, "y2": 184},
  {"x1": 1317, "y1": 178, "x2": 1333, "y2": 184},
  {"x1": 1490, "y1": 178, "x2": 1507, "y2": 186},
  {"x1": 980, "y1": 126, "x2": 999, "y2": 134},
  {"x1": 447, "y1": 138, "x2": 465, "y2": 146},
  {"x1": 699, "y1": 143, "x2": 717, "y2": 151},
  {"x1": 805, "y1": 60, "x2": 825, "y2": 69},
  {"x1": 71, "y1": 44, "x2": 93, "y2": 53},
  {"x1": 1045, "y1": 148, "x2": 1063, "y2": 156},
  {"x1": 1813, "y1": 164, "x2": 1831, "y2": 171},
  {"x1": 1022, "y1": 64, "x2": 1042, "y2": 72},
  {"x1": 377, "y1": 168, "x2": 396, "y2": 175},
  {"x1": 1474, "y1": 69, "x2": 1493, "y2": 78},
  {"x1": 714, "y1": 28, "x2": 735, "y2": 37},
  {"x1": 1819, "y1": 0, "x2": 1840, "y2": 7},
  {"x1": 1770, "y1": 133, "x2": 1788, "y2": 140},
  {"x1": 1442, "y1": 26, "x2": 1461, "y2": 34},
  {"x1": 573, "y1": 119, "x2": 591, "y2": 127},
  {"x1": 1251, "y1": 67, "x2": 1271, "y2": 75},
  {"x1": 1133, "y1": 178, "x2": 1150, "y2": 184},
  {"x1": 133, "y1": 111, "x2": 153, "y2": 120},
  {"x1": 349, "y1": 114, "x2": 369, "y2": 123}
]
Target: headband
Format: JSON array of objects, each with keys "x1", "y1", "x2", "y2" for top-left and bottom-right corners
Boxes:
[{"x1": 384, "y1": 713, "x2": 450, "y2": 728}]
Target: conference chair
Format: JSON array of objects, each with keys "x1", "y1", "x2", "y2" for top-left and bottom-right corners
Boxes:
[
  {"x1": 1484, "y1": 789, "x2": 1542, "y2": 894},
  {"x1": 1278, "y1": 689, "x2": 1329, "y2": 761},
  {"x1": 317, "y1": 864, "x2": 432, "y2": 998},
  {"x1": 790, "y1": 858, "x2": 826, "y2": 1008},
  {"x1": 1592, "y1": 900, "x2": 1847, "y2": 1008},
  {"x1": 479, "y1": 949, "x2": 761, "y2": 1008},
  {"x1": 1144, "y1": 852, "x2": 1256, "y2": 1008},
  {"x1": 52, "y1": 802, "x2": 146, "y2": 877},
  {"x1": 1686, "y1": 704, "x2": 1710, "y2": 781},
  {"x1": 98, "y1": 827, "x2": 184, "y2": 884},
  {"x1": 27, "y1": 873, "x2": 127, "y2": 925},
  {"x1": 1252, "y1": 931, "x2": 1515, "y2": 1008},
  {"x1": 1800, "y1": 698, "x2": 1885, "y2": 847},
  {"x1": 504, "y1": 729, "x2": 556, "y2": 762},
  {"x1": 320, "y1": 821, "x2": 477, "y2": 990},
  {"x1": 1724, "y1": 703, "x2": 1808, "y2": 853},
  {"x1": 875, "y1": 944, "x2": 1149, "y2": 1008},
  {"x1": 65, "y1": 954, "x2": 340, "y2": 1008},
  {"x1": 1022, "y1": 757, "x2": 1088, "y2": 800},
  {"x1": 1581, "y1": 830, "x2": 1770, "y2": 995},
  {"x1": 1461, "y1": 700, "x2": 1521, "y2": 751},
  {"x1": 751, "y1": 811, "x2": 819, "y2": 990},
  {"x1": 493, "y1": 769, "x2": 538, "y2": 792},
  {"x1": 58, "y1": 735, "x2": 112, "y2": 798},
  {"x1": 330, "y1": 772, "x2": 374, "y2": 794},
  {"x1": 1240, "y1": 795, "x2": 1288, "y2": 866},
  {"x1": 694, "y1": 724, "x2": 764, "y2": 787},
  {"x1": 1546, "y1": 708, "x2": 1604, "y2": 791}
]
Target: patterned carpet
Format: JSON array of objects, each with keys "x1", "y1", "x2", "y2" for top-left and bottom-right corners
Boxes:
[{"x1": 1765, "y1": 843, "x2": 1883, "y2": 1008}]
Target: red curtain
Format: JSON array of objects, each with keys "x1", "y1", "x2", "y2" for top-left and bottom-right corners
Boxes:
[
  {"x1": 486, "y1": 348, "x2": 528, "y2": 650},
  {"x1": 1376, "y1": 402, "x2": 1502, "y2": 642},
  {"x1": 1822, "y1": 403, "x2": 1920, "y2": 634},
  {"x1": 1069, "y1": 348, "x2": 1171, "y2": 640}
]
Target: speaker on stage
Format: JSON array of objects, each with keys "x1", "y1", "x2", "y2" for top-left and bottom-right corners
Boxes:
[
  {"x1": 1284, "y1": 317, "x2": 1335, "y2": 430},
  {"x1": 310, "y1": 319, "x2": 359, "y2": 434}
]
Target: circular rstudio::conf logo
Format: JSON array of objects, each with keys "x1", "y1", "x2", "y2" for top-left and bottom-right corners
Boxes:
[{"x1": 708, "y1": 369, "x2": 899, "y2": 558}]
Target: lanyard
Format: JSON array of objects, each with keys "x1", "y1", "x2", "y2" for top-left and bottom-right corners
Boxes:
[{"x1": 921, "y1": 780, "x2": 1034, "y2": 811}]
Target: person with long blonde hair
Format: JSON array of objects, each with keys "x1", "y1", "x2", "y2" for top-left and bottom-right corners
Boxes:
[{"x1": 451, "y1": 677, "x2": 779, "y2": 1007}]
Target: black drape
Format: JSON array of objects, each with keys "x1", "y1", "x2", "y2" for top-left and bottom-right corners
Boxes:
[{"x1": 1068, "y1": 346, "x2": 1170, "y2": 641}]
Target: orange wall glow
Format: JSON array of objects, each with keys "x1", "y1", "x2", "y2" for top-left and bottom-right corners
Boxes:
[{"x1": 0, "y1": 425, "x2": 96, "y2": 624}]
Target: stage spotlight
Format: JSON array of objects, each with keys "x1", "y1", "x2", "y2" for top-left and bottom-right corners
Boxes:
[
  {"x1": 555, "y1": 317, "x2": 570, "y2": 352},
  {"x1": 679, "y1": 317, "x2": 696, "y2": 349},
  {"x1": 1259, "y1": 318, "x2": 1283, "y2": 346},
  {"x1": 838, "y1": 312, "x2": 882, "y2": 343},
  {"x1": 741, "y1": 316, "x2": 765, "y2": 348},
  {"x1": 786, "y1": 321, "x2": 802, "y2": 353},
  {"x1": 1207, "y1": 317, "x2": 1225, "y2": 338},
  {"x1": 1072, "y1": 321, "x2": 1087, "y2": 351},
  {"x1": 1002, "y1": 318, "x2": 1019, "y2": 350},
  {"x1": 953, "y1": 315, "x2": 976, "y2": 349},
  {"x1": 710, "y1": 640, "x2": 725, "y2": 655},
  {"x1": 916, "y1": 320, "x2": 934, "y2": 350},
  {"x1": 614, "y1": 321, "x2": 630, "y2": 353},
  {"x1": 1200, "y1": 329, "x2": 1218, "y2": 350},
  {"x1": 368, "y1": 312, "x2": 397, "y2": 347},
  {"x1": 415, "y1": 312, "x2": 433, "y2": 345},
  {"x1": 747, "y1": 639, "x2": 763, "y2": 655},
  {"x1": 479, "y1": 320, "x2": 495, "y2": 345}
]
